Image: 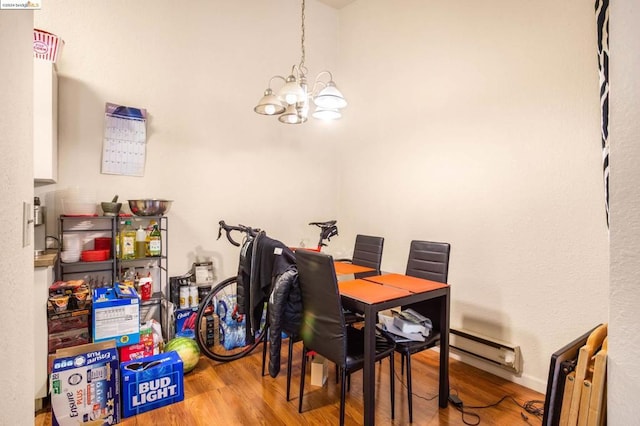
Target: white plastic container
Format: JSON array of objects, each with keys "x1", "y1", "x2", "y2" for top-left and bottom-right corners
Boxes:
[
  {"x1": 61, "y1": 187, "x2": 97, "y2": 216},
  {"x1": 189, "y1": 285, "x2": 199, "y2": 308},
  {"x1": 179, "y1": 286, "x2": 189, "y2": 309}
]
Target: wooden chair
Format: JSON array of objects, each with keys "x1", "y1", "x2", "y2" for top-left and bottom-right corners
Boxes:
[
  {"x1": 296, "y1": 249, "x2": 395, "y2": 425},
  {"x1": 395, "y1": 240, "x2": 450, "y2": 423}
]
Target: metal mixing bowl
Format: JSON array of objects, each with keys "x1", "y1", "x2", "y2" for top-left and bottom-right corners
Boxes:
[{"x1": 128, "y1": 199, "x2": 172, "y2": 216}]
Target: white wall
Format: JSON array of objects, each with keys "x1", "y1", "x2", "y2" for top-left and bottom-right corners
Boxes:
[
  {"x1": 35, "y1": 0, "x2": 341, "y2": 280},
  {"x1": 609, "y1": 0, "x2": 640, "y2": 423},
  {"x1": 0, "y1": 10, "x2": 36, "y2": 425},
  {"x1": 34, "y1": 0, "x2": 614, "y2": 397},
  {"x1": 336, "y1": 0, "x2": 609, "y2": 392}
]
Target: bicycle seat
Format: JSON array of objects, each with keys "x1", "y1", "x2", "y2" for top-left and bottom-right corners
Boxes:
[{"x1": 309, "y1": 220, "x2": 337, "y2": 227}]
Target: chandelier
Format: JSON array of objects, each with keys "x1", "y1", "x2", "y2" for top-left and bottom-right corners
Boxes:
[{"x1": 254, "y1": 0, "x2": 347, "y2": 124}]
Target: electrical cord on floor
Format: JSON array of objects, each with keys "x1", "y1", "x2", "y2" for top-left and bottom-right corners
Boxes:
[
  {"x1": 391, "y1": 370, "x2": 544, "y2": 424},
  {"x1": 448, "y1": 390, "x2": 481, "y2": 426},
  {"x1": 447, "y1": 391, "x2": 545, "y2": 425},
  {"x1": 393, "y1": 369, "x2": 439, "y2": 402}
]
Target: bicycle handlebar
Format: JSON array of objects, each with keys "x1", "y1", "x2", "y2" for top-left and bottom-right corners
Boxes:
[{"x1": 217, "y1": 220, "x2": 261, "y2": 247}]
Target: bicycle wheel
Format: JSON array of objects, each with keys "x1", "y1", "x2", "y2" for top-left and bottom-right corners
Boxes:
[{"x1": 195, "y1": 276, "x2": 268, "y2": 362}]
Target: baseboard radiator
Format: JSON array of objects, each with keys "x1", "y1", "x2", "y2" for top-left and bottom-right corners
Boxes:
[{"x1": 449, "y1": 328, "x2": 521, "y2": 374}]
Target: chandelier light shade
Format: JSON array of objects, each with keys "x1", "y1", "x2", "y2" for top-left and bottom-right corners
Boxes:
[
  {"x1": 312, "y1": 107, "x2": 341, "y2": 120},
  {"x1": 254, "y1": 0, "x2": 347, "y2": 124},
  {"x1": 313, "y1": 80, "x2": 347, "y2": 109},
  {"x1": 279, "y1": 104, "x2": 307, "y2": 124},
  {"x1": 278, "y1": 74, "x2": 307, "y2": 105},
  {"x1": 254, "y1": 88, "x2": 286, "y2": 115}
]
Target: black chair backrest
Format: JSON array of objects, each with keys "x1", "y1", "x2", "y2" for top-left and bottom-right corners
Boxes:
[
  {"x1": 405, "y1": 240, "x2": 450, "y2": 283},
  {"x1": 296, "y1": 249, "x2": 347, "y2": 365},
  {"x1": 351, "y1": 234, "x2": 384, "y2": 270}
]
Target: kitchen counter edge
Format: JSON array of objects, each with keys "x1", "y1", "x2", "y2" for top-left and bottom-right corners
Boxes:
[{"x1": 34, "y1": 250, "x2": 57, "y2": 268}]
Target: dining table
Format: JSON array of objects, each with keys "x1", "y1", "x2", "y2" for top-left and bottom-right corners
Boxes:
[{"x1": 334, "y1": 262, "x2": 451, "y2": 426}]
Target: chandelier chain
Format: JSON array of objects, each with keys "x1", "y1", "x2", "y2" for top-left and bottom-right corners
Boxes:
[
  {"x1": 253, "y1": 0, "x2": 345, "y2": 122},
  {"x1": 300, "y1": 0, "x2": 306, "y2": 72}
]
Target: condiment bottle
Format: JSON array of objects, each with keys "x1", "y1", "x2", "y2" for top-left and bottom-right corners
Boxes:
[
  {"x1": 121, "y1": 220, "x2": 136, "y2": 260},
  {"x1": 136, "y1": 225, "x2": 146, "y2": 259},
  {"x1": 148, "y1": 223, "x2": 161, "y2": 257},
  {"x1": 115, "y1": 220, "x2": 122, "y2": 259}
]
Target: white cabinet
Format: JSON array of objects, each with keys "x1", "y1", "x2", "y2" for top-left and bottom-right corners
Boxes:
[
  {"x1": 34, "y1": 265, "x2": 53, "y2": 407},
  {"x1": 33, "y1": 59, "x2": 58, "y2": 183}
]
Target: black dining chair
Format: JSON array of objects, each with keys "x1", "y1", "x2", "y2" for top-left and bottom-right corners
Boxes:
[
  {"x1": 339, "y1": 234, "x2": 384, "y2": 324},
  {"x1": 261, "y1": 331, "x2": 300, "y2": 401},
  {"x1": 296, "y1": 249, "x2": 396, "y2": 425},
  {"x1": 344, "y1": 234, "x2": 384, "y2": 271},
  {"x1": 395, "y1": 240, "x2": 450, "y2": 423}
]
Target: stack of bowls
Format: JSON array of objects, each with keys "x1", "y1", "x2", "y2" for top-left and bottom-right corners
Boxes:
[{"x1": 60, "y1": 234, "x2": 81, "y2": 263}]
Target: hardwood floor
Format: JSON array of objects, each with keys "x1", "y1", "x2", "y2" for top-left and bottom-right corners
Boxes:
[{"x1": 35, "y1": 343, "x2": 544, "y2": 425}]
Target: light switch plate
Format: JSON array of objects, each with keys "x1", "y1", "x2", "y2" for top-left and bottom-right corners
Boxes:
[{"x1": 23, "y1": 201, "x2": 32, "y2": 248}]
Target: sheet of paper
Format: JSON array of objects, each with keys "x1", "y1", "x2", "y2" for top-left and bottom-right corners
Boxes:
[{"x1": 101, "y1": 103, "x2": 147, "y2": 177}]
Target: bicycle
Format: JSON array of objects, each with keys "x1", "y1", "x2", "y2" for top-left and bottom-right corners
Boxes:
[
  {"x1": 307, "y1": 220, "x2": 339, "y2": 252},
  {"x1": 195, "y1": 220, "x2": 338, "y2": 362}
]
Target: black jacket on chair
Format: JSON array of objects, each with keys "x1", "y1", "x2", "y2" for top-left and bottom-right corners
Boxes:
[
  {"x1": 267, "y1": 266, "x2": 301, "y2": 378},
  {"x1": 237, "y1": 233, "x2": 296, "y2": 345}
]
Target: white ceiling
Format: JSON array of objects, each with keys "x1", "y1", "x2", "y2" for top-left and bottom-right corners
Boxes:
[{"x1": 317, "y1": 0, "x2": 356, "y2": 9}]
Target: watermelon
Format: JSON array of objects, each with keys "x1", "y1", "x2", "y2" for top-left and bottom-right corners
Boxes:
[{"x1": 164, "y1": 337, "x2": 200, "y2": 373}]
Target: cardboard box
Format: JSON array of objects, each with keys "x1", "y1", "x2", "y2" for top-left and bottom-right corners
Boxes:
[
  {"x1": 120, "y1": 352, "x2": 184, "y2": 418},
  {"x1": 48, "y1": 310, "x2": 90, "y2": 333},
  {"x1": 174, "y1": 307, "x2": 198, "y2": 339},
  {"x1": 119, "y1": 329, "x2": 155, "y2": 362},
  {"x1": 50, "y1": 341, "x2": 120, "y2": 426},
  {"x1": 48, "y1": 328, "x2": 91, "y2": 354},
  {"x1": 93, "y1": 286, "x2": 140, "y2": 347},
  {"x1": 311, "y1": 355, "x2": 328, "y2": 387}
]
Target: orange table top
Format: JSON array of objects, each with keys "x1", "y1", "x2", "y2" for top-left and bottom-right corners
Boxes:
[
  {"x1": 338, "y1": 279, "x2": 412, "y2": 304},
  {"x1": 333, "y1": 261, "x2": 375, "y2": 275},
  {"x1": 363, "y1": 273, "x2": 448, "y2": 293}
]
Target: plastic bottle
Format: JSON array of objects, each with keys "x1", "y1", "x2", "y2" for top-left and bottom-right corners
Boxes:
[
  {"x1": 122, "y1": 266, "x2": 137, "y2": 289},
  {"x1": 150, "y1": 261, "x2": 161, "y2": 294},
  {"x1": 115, "y1": 226, "x2": 121, "y2": 259},
  {"x1": 189, "y1": 285, "x2": 199, "y2": 308},
  {"x1": 135, "y1": 225, "x2": 146, "y2": 259},
  {"x1": 115, "y1": 220, "x2": 124, "y2": 259},
  {"x1": 179, "y1": 286, "x2": 189, "y2": 309},
  {"x1": 145, "y1": 220, "x2": 156, "y2": 256},
  {"x1": 120, "y1": 220, "x2": 136, "y2": 260},
  {"x1": 148, "y1": 223, "x2": 162, "y2": 257}
]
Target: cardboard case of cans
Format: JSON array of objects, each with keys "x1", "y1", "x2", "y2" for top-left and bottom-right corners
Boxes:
[{"x1": 120, "y1": 351, "x2": 184, "y2": 418}]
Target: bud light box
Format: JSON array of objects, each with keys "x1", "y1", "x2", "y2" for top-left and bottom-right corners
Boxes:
[
  {"x1": 50, "y1": 340, "x2": 120, "y2": 426},
  {"x1": 120, "y1": 351, "x2": 184, "y2": 418}
]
